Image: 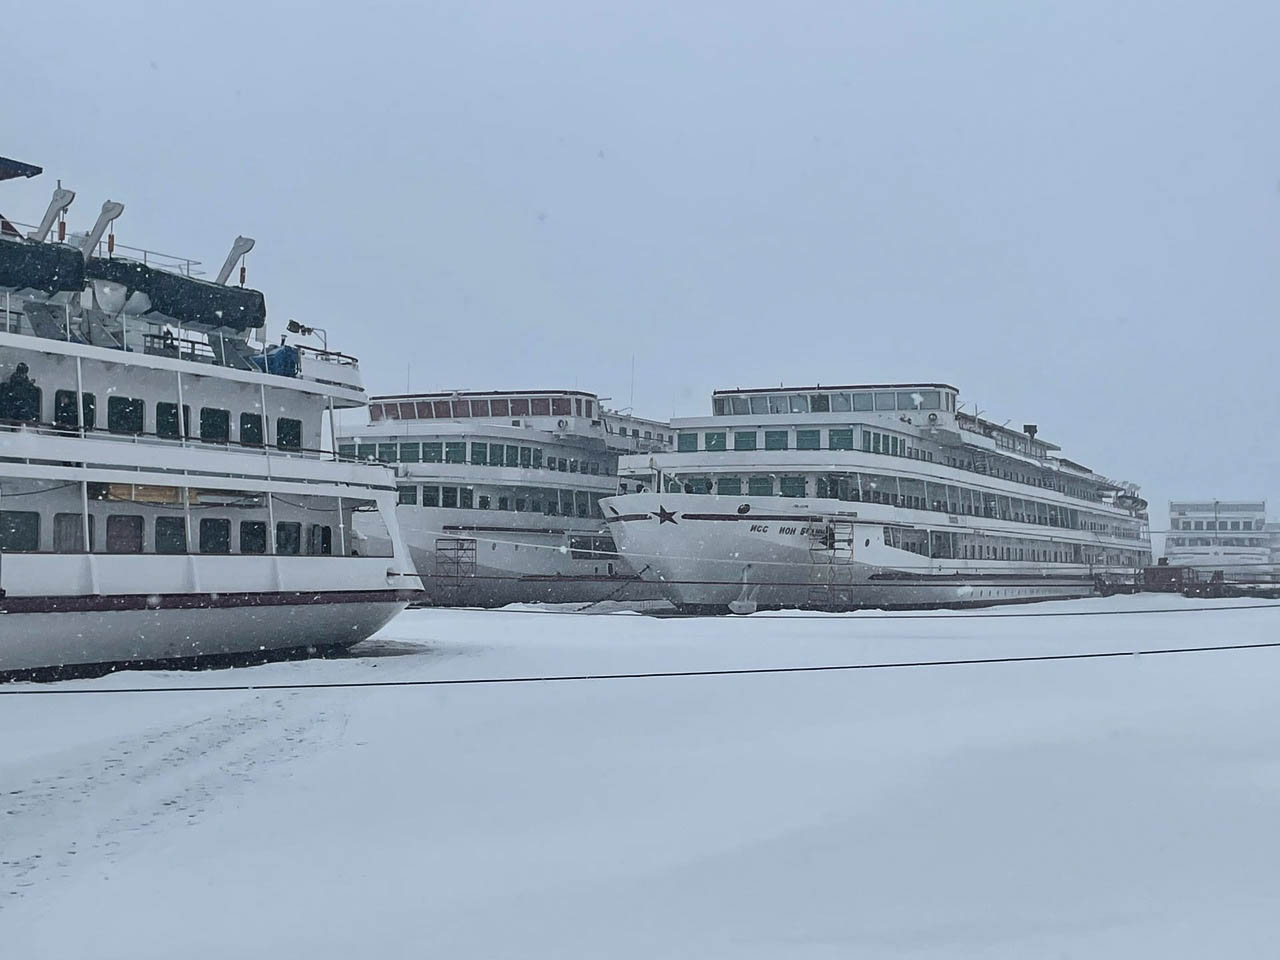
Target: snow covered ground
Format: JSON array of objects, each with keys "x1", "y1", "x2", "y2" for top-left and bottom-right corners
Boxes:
[{"x1": 3, "y1": 596, "x2": 1280, "y2": 958}]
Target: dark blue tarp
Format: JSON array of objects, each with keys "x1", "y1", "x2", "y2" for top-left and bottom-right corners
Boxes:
[{"x1": 249, "y1": 344, "x2": 300, "y2": 377}]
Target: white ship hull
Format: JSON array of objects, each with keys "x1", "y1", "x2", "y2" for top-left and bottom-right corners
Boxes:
[
  {"x1": 602, "y1": 493, "x2": 1114, "y2": 612},
  {"x1": 360, "y1": 506, "x2": 666, "y2": 607}
]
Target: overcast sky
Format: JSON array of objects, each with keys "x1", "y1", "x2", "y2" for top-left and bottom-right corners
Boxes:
[{"x1": 4, "y1": 1, "x2": 1278, "y2": 530}]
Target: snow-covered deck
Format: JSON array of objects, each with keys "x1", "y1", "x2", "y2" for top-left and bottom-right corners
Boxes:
[{"x1": 3, "y1": 596, "x2": 1279, "y2": 957}]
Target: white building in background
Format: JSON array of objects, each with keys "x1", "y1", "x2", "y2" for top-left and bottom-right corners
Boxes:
[{"x1": 1164, "y1": 500, "x2": 1279, "y2": 580}]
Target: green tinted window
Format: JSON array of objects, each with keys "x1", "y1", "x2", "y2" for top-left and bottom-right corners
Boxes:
[
  {"x1": 489, "y1": 444, "x2": 505, "y2": 466},
  {"x1": 397, "y1": 485, "x2": 418, "y2": 505},
  {"x1": 717, "y1": 477, "x2": 742, "y2": 496},
  {"x1": 399, "y1": 443, "x2": 420, "y2": 462},
  {"x1": 747, "y1": 476, "x2": 773, "y2": 497},
  {"x1": 357, "y1": 443, "x2": 377, "y2": 461},
  {"x1": 471, "y1": 442, "x2": 487, "y2": 465},
  {"x1": 829, "y1": 428, "x2": 854, "y2": 450},
  {"x1": 338, "y1": 444, "x2": 356, "y2": 459},
  {"x1": 764, "y1": 430, "x2": 788, "y2": 450},
  {"x1": 677, "y1": 433, "x2": 697, "y2": 452},
  {"x1": 445, "y1": 442, "x2": 466, "y2": 463},
  {"x1": 422, "y1": 486, "x2": 440, "y2": 507},
  {"x1": 704, "y1": 432, "x2": 727, "y2": 451},
  {"x1": 423, "y1": 442, "x2": 443, "y2": 463},
  {"x1": 780, "y1": 476, "x2": 807, "y2": 498},
  {"x1": 733, "y1": 432, "x2": 757, "y2": 451},
  {"x1": 505, "y1": 445, "x2": 519, "y2": 467},
  {"x1": 377, "y1": 443, "x2": 398, "y2": 462},
  {"x1": 796, "y1": 430, "x2": 820, "y2": 450}
]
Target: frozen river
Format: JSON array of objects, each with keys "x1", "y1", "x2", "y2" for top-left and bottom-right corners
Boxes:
[{"x1": 3, "y1": 596, "x2": 1279, "y2": 958}]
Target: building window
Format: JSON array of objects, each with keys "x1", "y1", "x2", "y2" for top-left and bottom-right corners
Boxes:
[
  {"x1": 718, "y1": 477, "x2": 742, "y2": 496},
  {"x1": 240, "y1": 412, "x2": 264, "y2": 446},
  {"x1": 0, "y1": 511, "x2": 40, "y2": 551},
  {"x1": 156, "y1": 402, "x2": 190, "y2": 439},
  {"x1": 155, "y1": 516, "x2": 187, "y2": 555},
  {"x1": 276, "y1": 522, "x2": 302, "y2": 555},
  {"x1": 471, "y1": 442, "x2": 488, "y2": 465},
  {"x1": 277, "y1": 417, "x2": 302, "y2": 450},
  {"x1": 796, "y1": 430, "x2": 820, "y2": 450},
  {"x1": 829, "y1": 428, "x2": 854, "y2": 450},
  {"x1": 199, "y1": 518, "x2": 232, "y2": 554},
  {"x1": 764, "y1": 430, "x2": 788, "y2": 451},
  {"x1": 398, "y1": 485, "x2": 418, "y2": 506},
  {"x1": 240, "y1": 521, "x2": 268, "y2": 555},
  {"x1": 200, "y1": 407, "x2": 230, "y2": 443},
  {"x1": 445, "y1": 442, "x2": 466, "y2": 464},
  {"x1": 677, "y1": 433, "x2": 698, "y2": 452},
  {"x1": 747, "y1": 476, "x2": 774, "y2": 497},
  {"x1": 704, "y1": 432, "x2": 727, "y2": 451},
  {"x1": 54, "y1": 389, "x2": 96, "y2": 430},
  {"x1": 734, "y1": 432, "x2": 757, "y2": 451},
  {"x1": 108, "y1": 396, "x2": 146, "y2": 434},
  {"x1": 779, "y1": 476, "x2": 807, "y2": 498},
  {"x1": 105, "y1": 515, "x2": 144, "y2": 554}
]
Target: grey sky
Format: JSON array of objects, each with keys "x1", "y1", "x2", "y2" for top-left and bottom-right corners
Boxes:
[{"x1": 4, "y1": 1, "x2": 1278, "y2": 531}]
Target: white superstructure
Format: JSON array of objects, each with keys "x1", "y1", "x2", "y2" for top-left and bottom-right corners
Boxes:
[
  {"x1": 1163, "y1": 500, "x2": 1278, "y2": 580},
  {"x1": 603, "y1": 382, "x2": 1152, "y2": 612},
  {"x1": 0, "y1": 168, "x2": 420, "y2": 675},
  {"x1": 338, "y1": 390, "x2": 671, "y2": 606}
]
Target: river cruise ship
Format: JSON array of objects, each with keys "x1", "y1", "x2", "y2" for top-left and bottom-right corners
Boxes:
[
  {"x1": 1164, "y1": 500, "x2": 1278, "y2": 580},
  {"x1": 603, "y1": 382, "x2": 1151, "y2": 612},
  {"x1": 337, "y1": 390, "x2": 671, "y2": 606},
  {"x1": 0, "y1": 162, "x2": 420, "y2": 675}
]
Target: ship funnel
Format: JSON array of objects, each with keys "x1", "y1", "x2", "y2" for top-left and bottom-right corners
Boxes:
[
  {"x1": 79, "y1": 200, "x2": 125, "y2": 261},
  {"x1": 215, "y1": 235, "x2": 255, "y2": 285},
  {"x1": 27, "y1": 188, "x2": 76, "y2": 242}
]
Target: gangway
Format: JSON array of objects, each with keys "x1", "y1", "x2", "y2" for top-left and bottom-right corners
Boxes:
[{"x1": 806, "y1": 518, "x2": 856, "y2": 609}]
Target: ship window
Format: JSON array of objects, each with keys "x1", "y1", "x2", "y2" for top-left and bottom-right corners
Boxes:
[
  {"x1": 505, "y1": 445, "x2": 519, "y2": 467},
  {"x1": 105, "y1": 515, "x2": 144, "y2": 554},
  {"x1": 576, "y1": 490, "x2": 590, "y2": 518},
  {"x1": 704, "y1": 431, "x2": 727, "y2": 451},
  {"x1": 155, "y1": 516, "x2": 187, "y2": 555},
  {"x1": 377, "y1": 443, "x2": 398, "y2": 462},
  {"x1": 734, "y1": 431, "x2": 757, "y2": 451},
  {"x1": 54, "y1": 513, "x2": 93, "y2": 552},
  {"x1": 442, "y1": 487, "x2": 458, "y2": 508},
  {"x1": 780, "y1": 476, "x2": 807, "y2": 498},
  {"x1": 532, "y1": 449, "x2": 543, "y2": 468},
  {"x1": 788, "y1": 394, "x2": 809, "y2": 414},
  {"x1": 198, "y1": 407, "x2": 229, "y2": 443},
  {"x1": 156, "y1": 402, "x2": 191, "y2": 439},
  {"x1": 713, "y1": 396, "x2": 728, "y2": 415},
  {"x1": 585, "y1": 400, "x2": 594, "y2": 418},
  {"x1": 796, "y1": 429, "x2": 820, "y2": 450},
  {"x1": 575, "y1": 398, "x2": 583, "y2": 417},
  {"x1": 764, "y1": 430, "x2": 788, "y2": 451},
  {"x1": 398, "y1": 485, "x2": 418, "y2": 506},
  {"x1": 852, "y1": 393, "x2": 874, "y2": 411},
  {"x1": 569, "y1": 459, "x2": 579, "y2": 473},
  {"x1": 488, "y1": 444, "x2": 505, "y2": 466},
  {"x1": 550, "y1": 397, "x2": 570, "y2": 416},
  {"x1": 897, "y1": 391, "x2": 924, "y2": 410},
  {"x1": 477, "y1": 495, "x2": 491, "y2": 510},
  {"x1": 276, "y1": 522, "x2": 302, "y2": 555},
  {"x1": 199, "y1": 518, "x2": 231, "y2": 554},
  {"x1": 277, "y1": 418, "x2": 303, "y2": 450},
  {"x1": 108, "y1": 396, "x2": 146, "y2": 434},
  {"x1": 872, "y1": 433, "x2": 881, "y2": 454},
  {"x1": 767, "y1": 395, "x2": 788, "y2": 414},
  {"x1": 874, "y1": 392, "x2": 896, "y2": 410},
  {"x1": 370, "y1": 404, "x2": 385, "y2": 422},
  {"x1": 829, "y1": 428, "x2": 854, "y2": 450},
  {"x1": 730, "y1": 396, "x2": 749, "y2": 415},
  {"x1": 470, "y1": 399, "x2": 491, "y2": 417},
  {"x1": 520, "y1": 447, "x2": 532, "y2": 468},
  {"x1": 54, "y1": 389, "x2": 96, "y2": 430},
  {"x1": 718, "y1": 477, "x2": 742, "y2": 495},
  {"x1": 451, "y1": 400, "x2": 471, "y2": 417},
  {"x1": 399, "y1": 443, "x2": 421, "y2": 462},
  {"x1": 508, "y1": 398, "x2": 529, "y2": 417},
  {"x1": 749, "y1": 395, "x2": 769, "y2": 415},
  {"x1": 496, "y1": 496, "x2": 509, "y2": 511},
  {"x1": 0, "y1": 511, "x2": 39, "y2": 551},
  {"x1": 308, "y1": 524, "x2": 332, "y2": 556},
  {"x1": 384, "y1": 403, "x2": 402, "y2": 420},
  {"x1": 240, "y1": 521, "x2": 268, "y2": 555},
  {"x1": 678, "y1": 433, "x2": 698, "y2": 452},
  {"x1": 460, "y1": 487, "x2": 474, "y2": 509},
  {"x1": 515, "y1": 497, "x2": 528, "y2": 512},
  {"x1": 748, "y1": 476, "x2": 774, "y2": 497},
  {"x1": 489, "y1": 398, "x2": 509, "y2": 417},
  {"x1": 809, "y1": 393, "x2": 830, "y2": 413},
  {"x1": 589, "y1": 461, "x2": 600, "y2": 475},
  {"x1": 416, "y1": 401, "x2": 434, "y2": 419},
  {"x1": 445, "y1": 442, "x2": 466, "y2": 464},
  {"x1": 357, "y1": 443, "x2": 377, "y2": 460},
  {"x1": 240, "y1": 413, "x2": 264, "y2": 446},
  {"x1": 471, "y1": 442, "x2": 488, "y2": 465},
  {"x1": 432, "y1": 400, "x2": 451, "y2": 418},
  {"x1": 528, "y1": 397, "x2": 550, "y2": 416},
  {"x1": 918, "y1": 390, "x2": 940, "y2": 410},
  {"x1": 830, "y1": 392, "x2": 851, "y2": 412}
]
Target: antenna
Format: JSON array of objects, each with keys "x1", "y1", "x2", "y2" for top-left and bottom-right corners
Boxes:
[{"x1": 629, "y1": 353, "x2": 635, "y2": 414}]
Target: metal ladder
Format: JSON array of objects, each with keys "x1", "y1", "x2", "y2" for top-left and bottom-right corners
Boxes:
[
  {"x1": 806, "y1": 519, "x2": 856, "y2": 609},
  {"x1": 434, "y1": 537, "x2": 477, "y2": 579}
]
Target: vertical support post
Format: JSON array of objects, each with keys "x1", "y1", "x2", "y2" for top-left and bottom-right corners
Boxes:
[
  {"x1": 176, "y1": 367, "x2": 186, "y2": 446},
  {"x1": 337, "y1": 495, "x2": 346, "y2": 557}
]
